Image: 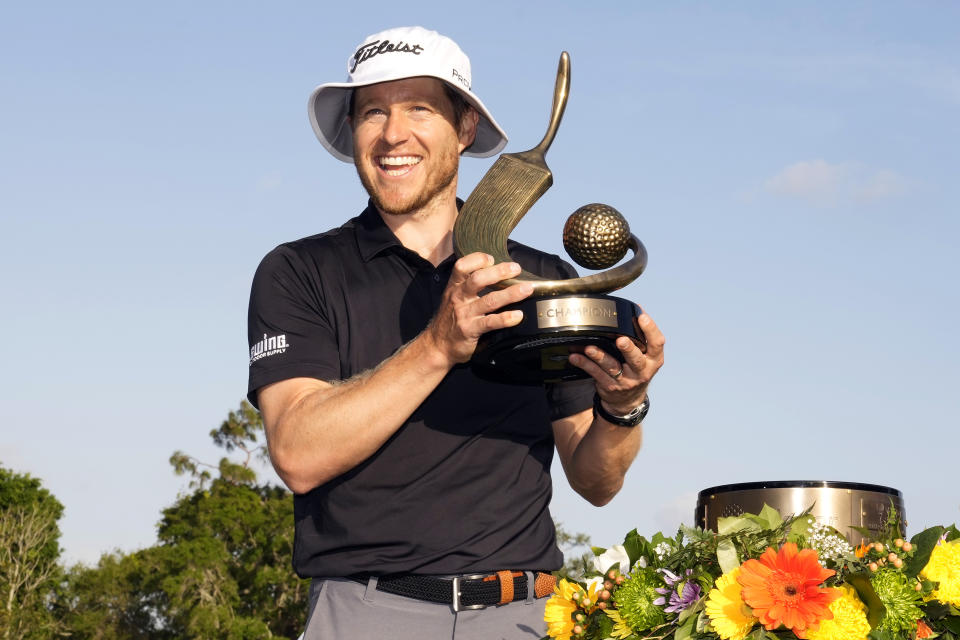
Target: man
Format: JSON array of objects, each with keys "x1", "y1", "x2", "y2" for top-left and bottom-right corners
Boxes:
[{"x1": 247, "y1": 26, "x2": 665, "y2": 639}]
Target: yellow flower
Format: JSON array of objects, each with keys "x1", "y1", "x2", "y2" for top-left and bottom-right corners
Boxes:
[
  {"x1": 544, "y1": 579, "x2": 580, "y2": 640},
  {"x1": 706, "y1": 567, "x2": 758, "y2": 640},
  {"x1": 806, "y1": 584, "x2": 871, "y2": 640},
  {"x1": 921, "y1": 538, "x2": 960, "y2": 607},
  {"x1": 605, "y1": 609, "x2": 635, "y2": 640}
]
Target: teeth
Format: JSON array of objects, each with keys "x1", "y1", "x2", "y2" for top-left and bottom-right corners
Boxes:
[{"x1": 379, "y1": 156, "x2": 421, "y2": 167}]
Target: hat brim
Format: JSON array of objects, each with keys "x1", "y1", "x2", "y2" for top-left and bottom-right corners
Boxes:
[{"x1": 308, "y1": 74, "x2": 508, "y2": 163}]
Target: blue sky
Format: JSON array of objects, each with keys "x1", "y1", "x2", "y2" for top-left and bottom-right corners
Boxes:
[{"x1": 1, "y1": 2, "x2": 958, "y2": 565}]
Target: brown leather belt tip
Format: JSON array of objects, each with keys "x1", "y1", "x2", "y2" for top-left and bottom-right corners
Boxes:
[{"x1": 350, "y1": 571, "x2": 557, "y2": 611}]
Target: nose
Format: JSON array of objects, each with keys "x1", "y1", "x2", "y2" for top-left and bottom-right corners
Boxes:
[{"x1": 381, "y1": 110, "x2": 411, "y2": 146}]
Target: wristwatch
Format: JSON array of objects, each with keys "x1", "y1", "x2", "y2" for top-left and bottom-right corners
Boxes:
[{"x1": 593, "y1": 392, "x2": 650, "y2": 427}]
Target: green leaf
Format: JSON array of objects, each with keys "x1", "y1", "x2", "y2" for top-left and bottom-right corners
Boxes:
[
  {"x1": 623, "y1": 529, "x2": 648, "y2": 568},
  {"x1": 926, "y1": 600, "x2": 951, "y2": 620},
  {"x1": 677, "y1": 596, "x2": 705, "y2": 625},
  {"x1": 717, "y1": 537, "x2": 740, "y2": 574},
  {"x1": 789, "y1": 513, "x2": 817, "y2": 540},
  {"x1": 905, "y1": 526, "x2": 946, "y2": 577},
  {"x1": 748, "y1": 627, "x2": 768, "y2": 640},
  {"x1": 675, "y1": 613, "x2": 696, "y2": 640},
  {"x1": 717, "y1": 514, "x2": 762, "y2": 536},
  {"x1": 696, "y1": 610, "x2": 711, "y2": 634},
  {"x1": 869, "y1": 629, "x2": 896, "y2": 640},
  {"x1": 756, "y1": 504, "x2": 785, "y2": 529},
  {"x1": 846, "y1": 572, "x2": 886, "y2": 629},
  {"x1": 594, "y1": 609, "x2": 615, "y2": 639},
  {"x1": 944, "y1": 616, "x2": 960, "y2": 635}
]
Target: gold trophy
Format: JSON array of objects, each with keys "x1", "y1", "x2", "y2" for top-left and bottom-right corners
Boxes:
[{"x1": 454, "y1": 52, "x2": 648, "y2": 384}]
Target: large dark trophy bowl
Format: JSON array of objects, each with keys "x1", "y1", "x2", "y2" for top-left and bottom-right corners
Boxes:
[{"x1": 454, "y1": 52, "x2": 648, "y2": 384}]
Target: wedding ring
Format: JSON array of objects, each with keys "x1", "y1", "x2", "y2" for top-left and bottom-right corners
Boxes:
[{"x1": 612, "y1": 367, "x2": 623, "y2": 379}]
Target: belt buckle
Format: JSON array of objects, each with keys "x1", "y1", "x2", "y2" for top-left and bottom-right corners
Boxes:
[{"x1": 452, "y1": 573, "x2": 489, "y2": 612}]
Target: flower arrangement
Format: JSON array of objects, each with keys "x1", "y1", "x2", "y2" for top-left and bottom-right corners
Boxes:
[{"x1": 544, "y1": 506, "x2": 960, "y2": 640}]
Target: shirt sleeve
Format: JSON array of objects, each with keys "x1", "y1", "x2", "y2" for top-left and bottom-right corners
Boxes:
[{"x1": 246, "y1": 245, "x2": 341, "y2": 408}]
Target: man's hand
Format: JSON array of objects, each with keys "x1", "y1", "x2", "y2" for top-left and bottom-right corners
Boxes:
[
  {"x1": 568, "y1": 311, "x2": 665, "y2": 415},
  {"x1": 426, "y1": 252, "x2": 534, "y2": 367}
]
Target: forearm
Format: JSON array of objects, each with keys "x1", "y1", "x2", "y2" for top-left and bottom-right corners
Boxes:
[
  {"x1": 557, "y1": 411, "x2": 643, "y2": 506},
  {"x1": 264, "y1": 330, "x2": 452, "y2": 493},
  {"x1": 558, "y1": 312, "x2": 664, "y2": 505}
]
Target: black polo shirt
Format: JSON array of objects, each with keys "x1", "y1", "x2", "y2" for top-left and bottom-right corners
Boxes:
[{"x1": 247, "y1": 202, "x2": 593, "y2": 577}]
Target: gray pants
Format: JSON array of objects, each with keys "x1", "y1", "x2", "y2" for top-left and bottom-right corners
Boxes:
[{"x1": 304, "y1": 576, "x2": 549, "y2": 639}]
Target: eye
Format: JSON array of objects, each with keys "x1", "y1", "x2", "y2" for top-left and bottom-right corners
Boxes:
[{"x1": 407, "y1": 105, "x2": 436, "y2": 120}]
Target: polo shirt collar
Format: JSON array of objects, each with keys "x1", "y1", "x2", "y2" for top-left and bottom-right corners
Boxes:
[
  {"x1": 355, "y1": 201, "x2": 402, "y2": 262},
  {"x1": 354, "y1": 199, "x2": 465, "y2": 263}
]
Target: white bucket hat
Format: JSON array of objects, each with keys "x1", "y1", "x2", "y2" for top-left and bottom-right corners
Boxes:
[{"x1": 308, "y1": 26, "x2": 508, "y2": 163}]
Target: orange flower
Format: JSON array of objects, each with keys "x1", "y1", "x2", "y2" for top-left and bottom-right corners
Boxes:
[
  {"x1": 916, "y1": 620, "x2": 934, "y2": 639},
  {"x1": 855, "y1": 542, "x2": 870, "y2": 559},
  {"x1": 737, "y1": 542, "x2": 841, "y2": 637}
]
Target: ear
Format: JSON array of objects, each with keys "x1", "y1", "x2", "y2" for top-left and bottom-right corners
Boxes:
[{"x1": 457, "y1": 108, "x2": 480, "y2": 154}]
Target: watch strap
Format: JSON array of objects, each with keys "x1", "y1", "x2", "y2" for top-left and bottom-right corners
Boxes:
[{"x1": 593, "y1": 392, "x2": 649, "y2": 427}]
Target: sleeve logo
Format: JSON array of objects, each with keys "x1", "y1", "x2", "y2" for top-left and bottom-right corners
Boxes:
[{"x1": 249, "y1": 333, "x2": 288, "y2": 365}]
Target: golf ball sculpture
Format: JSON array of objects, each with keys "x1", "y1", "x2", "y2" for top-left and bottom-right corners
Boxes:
[{"x1": 563, "y1": 204, "x2": 631, "y2": 270}]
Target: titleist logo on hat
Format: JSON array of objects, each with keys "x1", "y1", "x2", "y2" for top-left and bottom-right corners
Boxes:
[{"x1": 350, "y1": 39, "x2": 424, "y2": 72}]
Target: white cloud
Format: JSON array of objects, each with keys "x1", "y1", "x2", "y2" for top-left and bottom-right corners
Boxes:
[
  {"x1": 764, "y1": 160, "x2": 909, "y2": 206},
  {"x1": 765, "y1": 160, "x2": 850, "y2": 204}
]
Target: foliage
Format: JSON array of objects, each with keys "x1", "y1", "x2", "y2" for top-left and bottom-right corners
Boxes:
[
  {"x1": 0, "y1": 466, "x2": 65, "y2": 640},
  {"x1": 543, "y1": 506, "x2": 960, "y2": 640},
  {"x1": 169, "y1": 401, "x2": 270, "y2": 490},
  {"x1": 59, "y1": 549, "x2": 170, "y2": 639},
  {"x1": 557, "y1": 521, "x2": 594, "y2": 582},
  {"x1": 58, "y1": 400, "x2": 309, "y2": 639}
]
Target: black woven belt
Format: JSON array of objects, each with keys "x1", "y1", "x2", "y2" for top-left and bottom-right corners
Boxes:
[{"x1": 349, "y1": 572, "x2": 539, "y2": 611}]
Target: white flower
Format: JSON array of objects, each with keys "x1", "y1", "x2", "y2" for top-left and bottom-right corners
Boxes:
[
  {"x1": 593, "y1": 544, "x2": 630, "y2": 574},
  {"x1": 654, "y1": 541, "x2": 675, "y2": 561},
  {"x1": 586, "y1": 575, "x2": 605, "y2": 594}
]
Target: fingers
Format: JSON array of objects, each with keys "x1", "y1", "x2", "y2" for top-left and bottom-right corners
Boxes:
[
  {"x1": 448, "y1": 251, "x2": 495, "y2": 286},
  {"x1": 428, "y1": 253, "x2": 534, "y2": 365},
  {"x1": 569, "y1": 345, "x2": 631, "y2": 390},
  {"x1": 568, "y1": 310, "x2": 665, "y2": 415},
  {"x1": 635, "y1": 312, "x2": 665, "y2": 358},
  {"x1": 449, "y1": 253, "x2": 534, "y2": 327},
  {"x1": 450, "y1": 253, "x2": 525, "y2": 297}
]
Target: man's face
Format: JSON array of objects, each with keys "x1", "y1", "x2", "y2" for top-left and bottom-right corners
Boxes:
[{"x1": 351, "y1": 77, "x2": 477, "y2": 217}]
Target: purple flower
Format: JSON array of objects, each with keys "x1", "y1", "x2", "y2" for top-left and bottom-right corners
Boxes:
[{"x1": 653, "y1": 568, "x2": 702, "y2": 613}]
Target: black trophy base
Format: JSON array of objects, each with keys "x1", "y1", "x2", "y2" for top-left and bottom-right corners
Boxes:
[{"x1": 471, "y1": 294, "x2": 643, "y2": 384}]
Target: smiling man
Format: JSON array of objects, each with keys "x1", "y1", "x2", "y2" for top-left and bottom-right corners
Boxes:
[{"x1": 247, "y1": 26, "x2": 665, "y2": 639}]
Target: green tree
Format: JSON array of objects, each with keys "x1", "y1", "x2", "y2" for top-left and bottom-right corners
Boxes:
[
  {"x1": 60, "y1": 549, "x2": 170, "y2": 639},
  {"x1": 555, "y1": 521, "x2": 593, "y2": 581},
  {"x1": 0, "y1": 466, "x2": 65, "y2": 640},
  {"x1": 60, "y1": 401, "x2": 309, "y2": 639}
]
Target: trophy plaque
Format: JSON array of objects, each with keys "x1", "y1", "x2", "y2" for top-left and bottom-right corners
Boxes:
[{"x1": 454, "y1": 52, "x2": 648, "y2": 384}]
